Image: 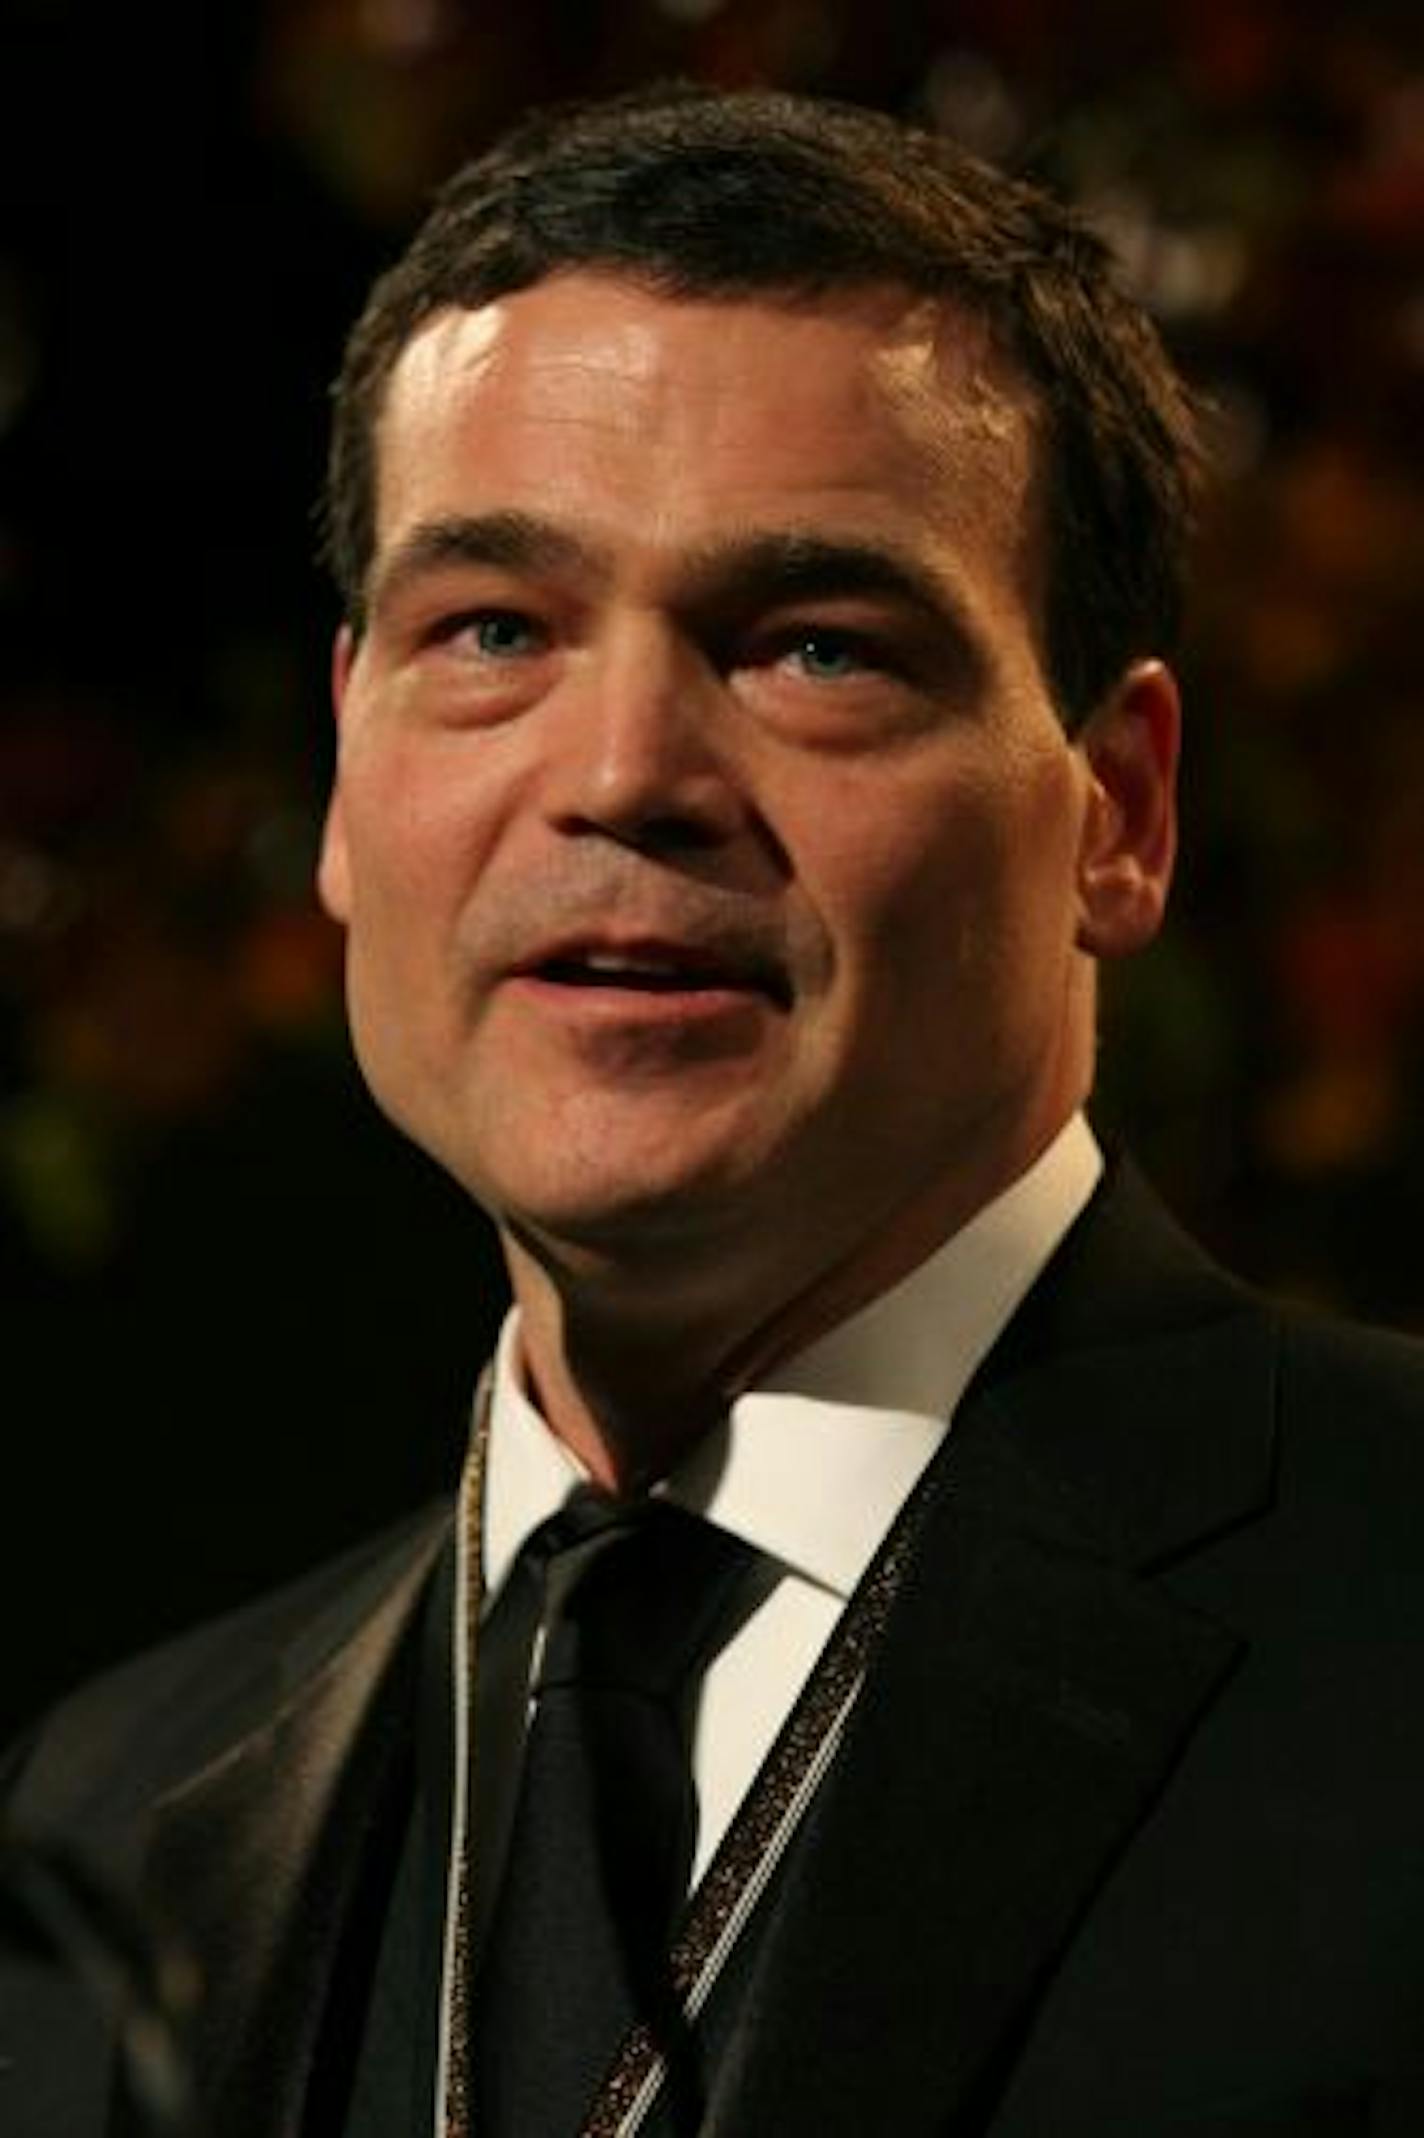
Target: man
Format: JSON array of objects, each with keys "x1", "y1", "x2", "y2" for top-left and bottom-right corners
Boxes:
[{"x1": 4, "y1": 84, "x2": 1423, "y2": 2138}]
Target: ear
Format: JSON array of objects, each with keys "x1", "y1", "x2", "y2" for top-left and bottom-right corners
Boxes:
[
  {"x1": 316, "y1": 625, "x2": 356, "y2": 925},
  {"x1": 1075, "y1": 659, "x2": 1180, "y2": 960}
]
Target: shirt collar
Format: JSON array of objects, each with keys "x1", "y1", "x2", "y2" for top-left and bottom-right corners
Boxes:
[
  {"x1": 482, "y1": 1313, "x2": 588, "y2": 1605},
  {"x1": 482, "y1": 1114, "x2": 1102, "y2": 1607}
]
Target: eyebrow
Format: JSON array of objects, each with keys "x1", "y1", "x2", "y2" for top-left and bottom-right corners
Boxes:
[
  {"x1": 676, "y1": 530, "x2": 963, "y2": 633},
  {"x1": 368, "y1": 512, "x2": 975, "y2": 651},
  {"x1": 368, "y1": 511, "x2": 603, "y2": 617}
]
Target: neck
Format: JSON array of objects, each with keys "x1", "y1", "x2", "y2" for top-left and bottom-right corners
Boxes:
[
  {"x1": 500, "y1": 1108, "x2": 1079, "y2": 1491},
  {"x1": 517, "y1": 1322, "x2": 723, "y2": 1495}
]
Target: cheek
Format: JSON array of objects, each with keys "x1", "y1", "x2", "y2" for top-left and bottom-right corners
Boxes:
[
  {"x1": 336, "y1": 734, "x2": 487, "y2": 931},
  {"x1": 948, "y1": 763, "x2": 1088, "y2": 1039},
  {"x1": 811, "y1": 775, "x2": 1001, "y2": 967},
  {"x1": 334, "y1": 752, "x2": 481, "y2": 1134},
  {"x1": 813, "y1": 754, "x2": 1084, "y2": 1026}
]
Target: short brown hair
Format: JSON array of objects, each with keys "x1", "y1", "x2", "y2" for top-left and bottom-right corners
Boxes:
[{"x1": 324, "y1": 83, "x2": 1202, "y2": 727}]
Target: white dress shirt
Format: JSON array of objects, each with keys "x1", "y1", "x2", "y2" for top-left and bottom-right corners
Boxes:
[{"x1": 476, "y1": 1113, "x2": 1103, "y2": 1887}]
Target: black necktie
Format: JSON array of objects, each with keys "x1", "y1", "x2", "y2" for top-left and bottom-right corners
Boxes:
[{"x1": 474, "y1": 1487, "x2": 754, "y2": 2138}]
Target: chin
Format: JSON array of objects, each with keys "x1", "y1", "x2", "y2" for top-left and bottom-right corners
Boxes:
[{"x1": 482, "y1": 1152, "x2": 768, "y2": 1261}]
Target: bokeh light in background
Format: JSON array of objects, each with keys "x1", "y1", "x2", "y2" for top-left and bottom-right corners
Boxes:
[{"x1": 2, "y1": 0, "x2": 1421, "y2": 1727}]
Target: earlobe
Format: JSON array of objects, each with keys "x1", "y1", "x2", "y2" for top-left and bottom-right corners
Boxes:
[
  {"x1": 316, "y1": 627, "x2": 356, "y2": 924},
  {"x1": 1075, "y1": 659, "x2": 1180, "y2": 960}
]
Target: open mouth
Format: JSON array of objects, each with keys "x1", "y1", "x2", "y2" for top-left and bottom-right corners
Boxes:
[
  {"x1": 523, "y1": 945, "x2": 789, "y2": 1007},
  {"x1": 539, "y1": 955, "x2": 737, "y2": 993}
]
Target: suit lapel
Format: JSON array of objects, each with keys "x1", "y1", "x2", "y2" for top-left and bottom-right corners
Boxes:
[
  {"x1": 704, "y1": 1169, "x2": 1279, "y2": 2138},
  {"x1": 140, "y1": 1510, "x2": 451, "y2": 2138}
]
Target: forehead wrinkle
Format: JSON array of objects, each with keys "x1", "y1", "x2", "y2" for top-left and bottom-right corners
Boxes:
[{"x1": 406, "y1": 295, "x2": 687, "y2": 431}]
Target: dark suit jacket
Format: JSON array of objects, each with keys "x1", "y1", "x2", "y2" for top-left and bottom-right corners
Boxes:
[{"x1": 5, "y1": 1165, "x2": 1424, "y2": 2136}]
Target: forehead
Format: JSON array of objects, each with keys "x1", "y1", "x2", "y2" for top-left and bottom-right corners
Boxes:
[{"x1": 371, "y1": 272, "x2": 1042, "y2": 578}]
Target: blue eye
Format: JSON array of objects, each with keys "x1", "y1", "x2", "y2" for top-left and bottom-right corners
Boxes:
[
  {"x1": 465, "y1": 609, "x2": 542, "y2": 657},
  {"x1": 785, "y1": 630, "x2": 870, "y2": 681}
]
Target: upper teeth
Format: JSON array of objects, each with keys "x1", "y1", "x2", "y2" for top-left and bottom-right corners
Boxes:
[{"x1": 581, "y1": 952, "x2": 678, "y2": 974}]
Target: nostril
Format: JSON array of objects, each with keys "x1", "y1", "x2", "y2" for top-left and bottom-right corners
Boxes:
[{"x1": 556, "y1": 805, "x2": 736, "y2": 855}]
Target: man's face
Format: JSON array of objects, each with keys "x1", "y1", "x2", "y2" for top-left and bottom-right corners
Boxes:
[{"x1": 321, "y1": 272, "x2": 1171, "y2": 1337}]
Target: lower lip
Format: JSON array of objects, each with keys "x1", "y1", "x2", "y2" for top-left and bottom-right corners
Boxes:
[{"x1": 507, "y1": 972, "x2": 775, "y2": 1032}]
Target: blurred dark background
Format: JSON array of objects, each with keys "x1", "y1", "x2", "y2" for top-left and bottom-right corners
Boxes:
[{"x1": 2, "y1": 0, "x2": 1422, "y2": 1737}]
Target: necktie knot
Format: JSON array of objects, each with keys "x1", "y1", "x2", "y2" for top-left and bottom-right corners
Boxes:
[{"x1": 533, "y1": 1489, "x2": 750, "y2": 1704}]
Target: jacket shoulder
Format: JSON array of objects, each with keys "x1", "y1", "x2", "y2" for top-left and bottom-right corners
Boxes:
[
  {"x1": 1278, "y1": 1299, "x2": 1424, "y2": 1404},
  {"x1": 1273, "y1": 1306, "x2": 1424, "y2": 1564},
  {"x1": 4, "y1": 1502, "x2": 451, "y2": 1848}
]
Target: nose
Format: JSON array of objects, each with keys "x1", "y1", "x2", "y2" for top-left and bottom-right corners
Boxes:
[{"x1": 544, "y1": 619, "x2": 751, "y2": 855}]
